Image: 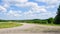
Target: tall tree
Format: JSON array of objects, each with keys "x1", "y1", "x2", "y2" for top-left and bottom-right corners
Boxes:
[{"x1": 54, "y1": 5, "x2": 60, "y2": 24}]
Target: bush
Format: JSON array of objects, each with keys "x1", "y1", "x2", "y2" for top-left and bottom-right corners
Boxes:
[{"x1": 47, "y1": 18, "x2": 54, "y2": 24}]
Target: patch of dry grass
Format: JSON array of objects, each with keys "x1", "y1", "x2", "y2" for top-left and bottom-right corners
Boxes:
[{"x1": 0, "y1": 22, "x2": 23, "y2": 28}]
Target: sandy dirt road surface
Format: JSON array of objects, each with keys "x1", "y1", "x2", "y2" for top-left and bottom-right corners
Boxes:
[{"x1": 0, "y1": 23, "x2": 60, "y2": 34}]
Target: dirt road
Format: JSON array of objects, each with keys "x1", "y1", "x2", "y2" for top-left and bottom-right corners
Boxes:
[{"x1": 0, "y1": 23, "x2": 60, "y2": 34}]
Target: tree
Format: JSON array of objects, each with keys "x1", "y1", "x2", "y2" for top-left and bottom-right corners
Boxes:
[
  {"x1": 54, "y1": 5, "x2": 60, "y2": 24},
  {"x1": 33, "y1": 19, "x2": 41, "y2": 23},
  {"x1": 47, "y1": 18, "x2": 54, "y2": 24}
]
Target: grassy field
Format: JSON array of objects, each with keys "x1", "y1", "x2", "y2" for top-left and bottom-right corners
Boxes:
[{"x1": 0, "y1": 22, "x2": 23, "y2": 28}]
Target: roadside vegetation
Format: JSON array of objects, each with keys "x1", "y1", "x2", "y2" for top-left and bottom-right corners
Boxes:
[{"x1": 0, "y1": 22, "x2": 23, "y2": 28}]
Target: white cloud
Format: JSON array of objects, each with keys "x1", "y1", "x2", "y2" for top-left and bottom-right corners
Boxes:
[
  {"x1": 0, "y1": 0, "x2": 59, "y2": 19},
  {"x1": 2, "y1": 0, "x2": 47, "y2": 13},
  {"x1": 3, "y1": 0, "x2": 28, "y2": 3},
  {"x1": 3, "y1": 4, "x2": 9, "y2": 8},
  {"x1": 2, "y1": 0, "x2": 28, "y2": 8},
  {"x1": 15, "y1": 2, "x2": 38, "y2": 7},
  {"x1": 46, "y1": 5, "x2": 56, "y2": 9},
  {"x1": 47, "y1": 0, "x2": 60, "y2": 5},
  {"x1": 4, "y1": 0, "x2": 49, "y2": 19},
  {"x1": 31, "y1": 6, "x2": 47, "y2": 13},
  {"x1": 0, "y1": 6, "x2": 7, "y2": 12},
  {"x1": 7, "y1": 10, "x2": 21, "y2": 17},
  {"x1": 15, "y1": 2, "x2": 47, "y2": 13},
  {"x1": 35, "y1": 0, "x2": 47, "y2": 2},
  {"x1": 35, "y1": 0, "x2": 60, "y2": 5}
]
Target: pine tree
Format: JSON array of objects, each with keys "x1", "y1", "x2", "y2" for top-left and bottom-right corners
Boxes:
[{"x1": 54, "y1": 5, "x2": 60, "y2": 24}]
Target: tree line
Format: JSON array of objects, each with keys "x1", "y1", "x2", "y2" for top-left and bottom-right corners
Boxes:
[{"x1": 0, "y1": 18, "x2": 54, "y2": 24}]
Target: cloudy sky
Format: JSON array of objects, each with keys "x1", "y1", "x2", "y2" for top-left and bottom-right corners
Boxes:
[{"x1": 0, "y1": 0, "x2": 60, "y2": 20}]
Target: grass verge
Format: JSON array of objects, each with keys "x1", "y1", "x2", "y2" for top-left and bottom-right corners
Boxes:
[
  {"x1": 26, "y1": 22, "x2": 60, "y2": 26},
  {"x1": 0, "y1": 22, "x2": 23, "y2": 28}
]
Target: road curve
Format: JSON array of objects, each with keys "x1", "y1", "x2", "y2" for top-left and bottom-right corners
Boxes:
[{"x1": 0, "y1": 23, "x2": 60, "y2": 34}]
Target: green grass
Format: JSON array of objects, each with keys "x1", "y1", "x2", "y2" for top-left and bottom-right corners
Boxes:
[
  {"x1": 0, "y1": 22, "x2": 23, "y2": 28},
  {"x1": 26, "y1": 22, "x2": 60, "y2": 26},
  {"x1": 39, "y1": 24, "x2": 60, "y2": 26}
]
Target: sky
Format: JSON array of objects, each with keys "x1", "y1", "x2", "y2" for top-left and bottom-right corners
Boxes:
[{"x1": 0, "y1": 0, "x2": 60, "y2": 20}]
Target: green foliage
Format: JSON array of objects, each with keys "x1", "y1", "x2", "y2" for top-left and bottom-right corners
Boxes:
[
  {"x1": 0, "y1": 18, "x2": 55, "y2": 24},
  {"x1": 0, "y1": 22, "x2": 22, "y2": 28},
  {"x1": 54, "y1": 5, "x2": 60, "y2": 24},
  {"x1": 47, "y1": 18, "x2": 54, "y2": 24},
  {"x1": 0, "y1": 19, "x2": 53, "y2": 24},
  {"x1": 32, "y1": 19, "x2": 41, "y2": 23}
]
